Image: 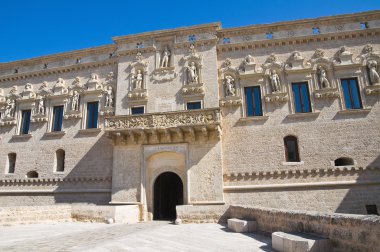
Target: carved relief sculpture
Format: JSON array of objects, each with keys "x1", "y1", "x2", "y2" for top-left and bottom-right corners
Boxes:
[
  {"x1": 317, "y1": 66, "x2": 331, "y2": 89},
  {"x1": 36, "y1": 97, "x2": 45, "y2": 115},
  {"x1": 160, "y1": 46, "x2": 171, "y2": 68},
  {"x1": 186, "y1": 62, "x2": 199, "y2": 84},
  {"x1": 224, "y1": 76, "x2": 236, "y2": 96},
  {"x1": 269, "y1": 69, "x2": 281, "y2": 93},
  {"x1": 71, "y1": 91, "x2": 80, "y2": 111},
  {"x1": 368, "y1": 60, "x2": 380, "y2": 85},
  {"x1": 105, "y1": 86, "x2": 114, "y2": 107},
  {"x1": 133, "y1": 70, "x2": 144, "y2": 89},
  {"x1": 5, "y1": 98, "x2": 16, "y2": 118}
]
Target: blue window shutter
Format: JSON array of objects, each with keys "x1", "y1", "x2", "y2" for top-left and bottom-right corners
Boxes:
[{"x1": 253, "y1": 86, "x2": 263, "y2": 116}]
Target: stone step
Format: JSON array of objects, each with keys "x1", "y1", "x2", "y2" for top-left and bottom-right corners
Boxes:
[
  {"x1": 272, "y1": 231, "x2": 330, "y2": 252},
  {"x1": 227, "y1": 218, "x2": 257, "y2": 233}
]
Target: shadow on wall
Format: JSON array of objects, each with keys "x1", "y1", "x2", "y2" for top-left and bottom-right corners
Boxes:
[
  {"x1": 53, "y1": 133, "x2": 113, "y2": 205},
  {"x1": 334, "y1": 153, "x2": 380, "y2": 215}
]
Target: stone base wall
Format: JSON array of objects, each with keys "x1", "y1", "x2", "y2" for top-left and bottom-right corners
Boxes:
[
  {"x1": 176, "y1": 204, "x2": 380, "y2": 252},
  {"x1": 0, "y1": 204, "x2": 140, "y2": 226},
  {"x1": 0, "y1": 205, "x2": 72, "y2": 225}
]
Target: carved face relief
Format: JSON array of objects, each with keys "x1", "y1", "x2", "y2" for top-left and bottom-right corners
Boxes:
[
  {"x1": 266, "y1": 54, "x2": 278, "y2": 64},
  {"x1": 363, "y1": 44, "x2": 373, "y2": 54},
  {"x1": 314, "y1": 49, "x2": 325, "y2": 58}
]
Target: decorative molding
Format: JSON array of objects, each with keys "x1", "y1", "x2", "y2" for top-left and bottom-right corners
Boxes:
[
  {"x1": 314, "y1": 88, "x2": 340, "y2": 99},
  {"x1": 223, "y1": 166, "x2": 379, "y2": 182},
  {"x1": 365, "y1": 84, "x2": 380, "y2": 95}
]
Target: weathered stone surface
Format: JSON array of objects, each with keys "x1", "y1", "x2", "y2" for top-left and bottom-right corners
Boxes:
[
  {"x1": 227, "y1": 218, "x2": 257, "y2": 233},
  {"x1": 272, "y1": 231, "x2": 330, "y2": 252}
]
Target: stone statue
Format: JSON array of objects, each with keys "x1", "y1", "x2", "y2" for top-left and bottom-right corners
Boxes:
[
  {"x1": 317, "y1": 66, "x2": 331, "y2": 88},
  {"x1": 224, "y1": 76, "x2": 236, "y2": 96},
  {"x1": 134, "y1": 70, "x2": 143, "y2": 89},
  {"x1": 90, "y1": 73, "x2": 98, "y2": 82},
  {"x1": 5, "y1": 99, "x2": 15, "y2": 118},
  {"x1": 368, "y1": 60, "x2": 380, "y2": 85},
  {"x1": 290, "y1": 51, "x2": 302, "y2": 60},
  {"x1": 339, "y1": 46, "x2": 350, "y2": 56},
  {"x1": 25, "y1": 83, "x2": 32, "y2": 91},
  {"x1": 269, "y1": 69, "x2": 281, "y2": 93},
  {"x1": 160, "y1": 46, "x2": 171, "y2": 68},
  {"x1": 71, "y1": 91, "x2": 80, "y2": 111},
  {"x1": 187, "y1": 62, "x2": 198, "y2": 84},
  {"x1": 56, "y1": 78, "x2": 65, "y2": 86},
  {"x1": 37, "y1": 97, "x2": 45, "y2": 115},
  {"x1": 105, "y1": 86, "x2": 114, "y2": 107},
  {"x1": 244, "y1": 55, "x2": 255, "y2": 65}
]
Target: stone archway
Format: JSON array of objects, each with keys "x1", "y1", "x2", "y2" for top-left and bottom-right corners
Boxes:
[
  {"x1": 153, "y1": 172, "x2": 183, "y2": 220},
  {"x1": 144, "y1": 146, "x2": 188, "y2": 220}
]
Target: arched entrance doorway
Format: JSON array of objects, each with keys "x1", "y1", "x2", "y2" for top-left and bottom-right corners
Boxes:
[{"x1": 153, "y1": 172, "x2": 183, "y2": 220}]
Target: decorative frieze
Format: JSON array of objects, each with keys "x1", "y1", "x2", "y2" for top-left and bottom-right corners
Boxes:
[{"x1": 106, "y1": 108, "x2": 220, "y2": 130}]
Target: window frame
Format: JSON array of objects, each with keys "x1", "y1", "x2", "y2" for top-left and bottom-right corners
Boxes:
[
  {"x1": 131, "y1": 106, "x2": 145, "y2": 115},
  {"x1": 284, "y1": 135, "x2": 300, "y2": 162},
  {"x1": 55, "y1": 149, "x2": 65, "y2": 173},
  {"x1": 340, "y1": 77, "x2": 363, "y2": 110},
  {"x1": 244, "y1": 86, "x2": 263, "y2": 117},
  {"x1": 6, "y1": 153, "x2": 16, "y2": 174},
  {"x1": 86, "y1": 101, "x2": 99, "y2": 129},
  {"x1": 19, "y1": 109, "x2": 31, "y2": 135},
  {"x1": 186, "y1": 101, "x2": 202, "y2": 110},
  {"x1": 52, "y1": 105, "x2": 64, "y2": 132},
  {"x1": 291, "y1": 82, "x2": 312, "y2": 113}
]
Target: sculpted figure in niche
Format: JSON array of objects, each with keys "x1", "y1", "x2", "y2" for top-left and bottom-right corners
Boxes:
[
  {"x1": 160, "y1": 46, "x2": 171, "y2": 68},
  {"x1": 37, "y1": 97, "x2": 45, "y2": 114},
  {"x1": 269, "y1": 69, "x2": 281, "y2": 93},
  {"x1": 368, "y1": 60, "x2": 380, "y2": 85},
  {"x1": 5, "y1": 99, "x2": 15, "y2": 118},
  {"x1": 224, "y1": 76, "x2": 236, "y2": 96},
  {"x1": 187, "y1": 62, "x2": 198, "y2": 84},
  {"x1": 105, "y1": 86, "x2": 114, "y2": 107},
  {"x1": 317, "y1": 66, "x2": 331, "y2": 89},
  {"x1": 133, "y1": 70, "x2": 143, "y2": 89},
  {"x1": 71, "y1": 91, "x2": 80, "y2": 111}
]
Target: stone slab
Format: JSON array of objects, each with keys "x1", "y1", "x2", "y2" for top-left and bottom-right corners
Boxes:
[
  {"x1": 272, "y1": 231, "x2": 330, "y2": 252},
  {"x1": 227, "y1": 218, "x2": 257, "y2": 233}
]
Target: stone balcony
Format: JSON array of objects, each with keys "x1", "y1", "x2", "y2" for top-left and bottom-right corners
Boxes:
[{"x1": 105, "y1": 108, "x2": 222, "y2": 145}]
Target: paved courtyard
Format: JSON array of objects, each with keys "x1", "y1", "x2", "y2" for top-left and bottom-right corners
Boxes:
[{"x1": 0, "y1": 221, "x2": 274, "y2": 252}]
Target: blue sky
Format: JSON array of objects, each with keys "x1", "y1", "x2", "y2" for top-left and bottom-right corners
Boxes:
[{"x1": 1, "y1": 0, "x2": 379, "y2": 62}]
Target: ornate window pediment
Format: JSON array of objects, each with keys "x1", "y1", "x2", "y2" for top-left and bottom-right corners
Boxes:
[{"x1": 285, "y1": 51, "x2": 311, "y2": 70}]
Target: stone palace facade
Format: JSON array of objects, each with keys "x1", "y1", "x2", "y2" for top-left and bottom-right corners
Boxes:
[{"x1": 0, "y1": 11, "x2": 379, "y2": 220}]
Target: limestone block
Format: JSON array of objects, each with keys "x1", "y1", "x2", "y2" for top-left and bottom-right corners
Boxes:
[
  {"x1": 272, "y1": 232, "x2": 330, "y2": 252},
  {"x1": 227, "y1": 218, "x2": 257, "y2": 233}
]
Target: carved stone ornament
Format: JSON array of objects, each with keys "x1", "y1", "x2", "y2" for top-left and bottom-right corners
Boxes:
[
  {"x1": 64, "y1": 90, "x2": 81, "y2": 119},
  {"x1": 314, "y1": 88, "x2": 340, "y2": 99},
  {"x1": 105, "y1": 108, "x2": 221, "y2": 131},
  {"x1": 152, "y1": 46, "x2": 176, "y2": 83},
  {"x1": 37, "y1": 81, "x2": 52, "y2": 97},
  {"x1": 317, "y1": 66, "x2": 331, "y2": 89},
  {"x1": 53, "y1": 78, "x2": 68, "y2": 95},
  {"x1": 183, "y1": 44, "x2": 203, "y2": 85},
  {"x1": 333, "y1": 46, "x2": 354, "y2": 65},
  {"x1": 264, "y1": 92, "x2": 288, "y2": 103},
  {"x1": 242, "y1": 55, "x2": 257, "y2": 73},
  {"x1": 31, "y1": 96, "x2": 48, "y2": 122},
  {"x1": 365, "y1": 60, "x2": 380, "y2": 94},
  {"x1": 285, "y1": 51, "x2": 310, "y2": 70},
  {"x1": 21, "y1": 83, "x2": 36, "y2": 99},
  {"x1": 128, "y1": 51, "x2": 148, "y2": 101},
  {"x1": 219, "y1": 59, "x2": 241, "y2": 106},
  {"x1": 0, "y1": 88, "x2": 6, "y2": 104},
  {"x1": 86, "y1": 73, "x2": 103, "y2": 92}
]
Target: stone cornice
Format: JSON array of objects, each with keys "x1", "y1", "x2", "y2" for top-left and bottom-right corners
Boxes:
[
  {"x1": 0, "y1": 44, "x2": 117, "y2": 69},
  {"x1": 223, "y1": 166, "x2": 379, "y2": 181},
  {"x1": 217, "y1": 28, "x2": 380, "y2": 52},
  {"x1": 0, "y1": 176, "x2": 112, "y2": 184},
  {"x1": 112, "y1": 22, "x2": 221, "y2": 44},
  {"x1": 0, "y1": 58, "x2": 118, "y2": 82},
  {"x1": 218, "y1": 10, "x2": 380, "y2": 36}
]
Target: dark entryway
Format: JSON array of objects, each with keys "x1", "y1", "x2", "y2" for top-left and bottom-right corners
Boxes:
[{"x1": 153, "y1": 172, "x2": 183, "y2": 220}]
